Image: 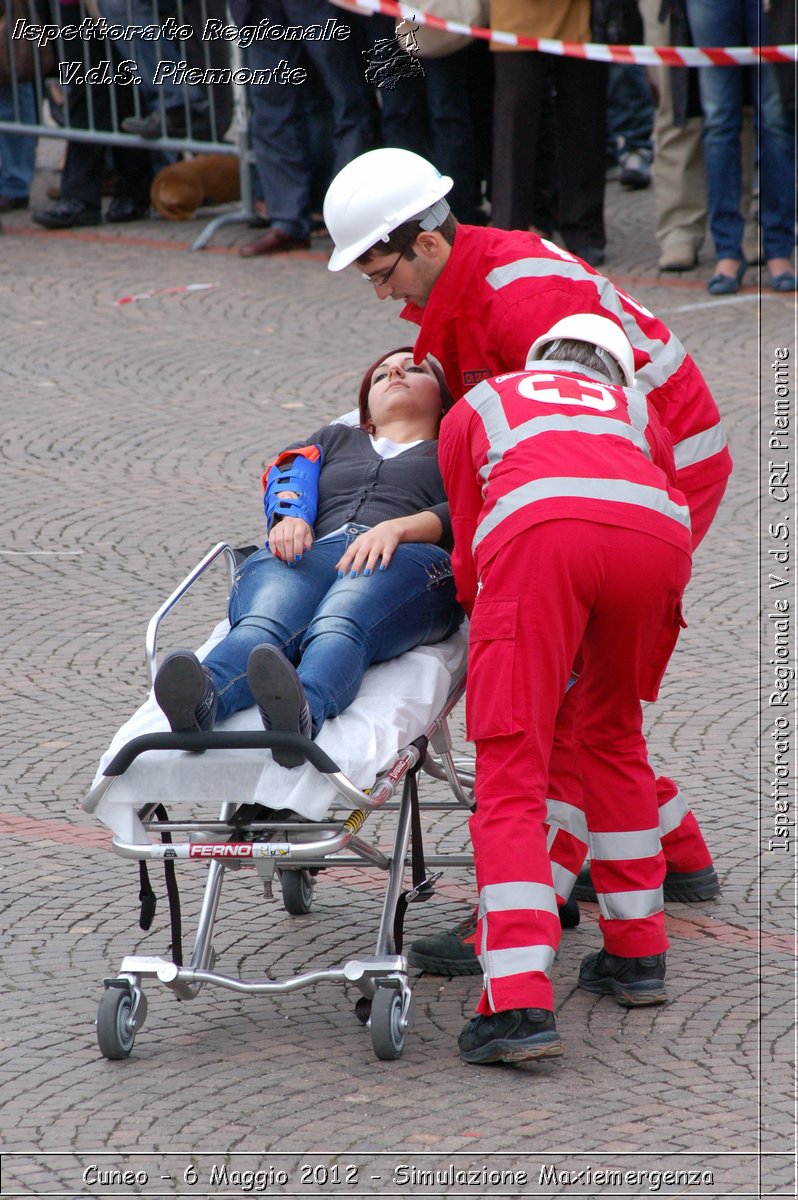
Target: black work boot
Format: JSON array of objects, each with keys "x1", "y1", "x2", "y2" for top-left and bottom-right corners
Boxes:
[
  {"x1": 458, "y1": 1008, "x2": 562, "y2": 1065},
  {"x1": 578, "y1": 948, "x2": 667, "y2": 1007},
  {"x1": 153, "y1": 650, "x2": 217, "y2": 732},
  {"x1": 408, "y1": 895, "x2": 580, "y2": 977},
  {"x1": 574, "y1": 863, "x2": 719, "y2": 903}
]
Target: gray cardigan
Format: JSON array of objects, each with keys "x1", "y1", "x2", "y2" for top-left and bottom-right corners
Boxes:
[{"x1": 284, "y1": 424, "x2": 452, "y2": 549}]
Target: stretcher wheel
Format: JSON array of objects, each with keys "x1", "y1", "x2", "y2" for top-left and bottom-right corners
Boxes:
[
  {"x1": 96, "y1": 986, "x2": 136, "y2": 1059},
  {"x1": 279, "y1": 868, "x2": 315, "y2": 915},
  {"x1": 370, "y1": 987, "x2": 405, "y2": 1060}
]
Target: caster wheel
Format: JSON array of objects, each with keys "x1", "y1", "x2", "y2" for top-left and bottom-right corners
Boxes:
[
  {"x1": 97, "y1": 986, "x2": 136, "y2": 1059},
  {"x1": 370, "y1": 987, "x2": 406, "y2": 1060},
  {"x1": 279, "y1": 868, "x2": 315, "y2": 915}
]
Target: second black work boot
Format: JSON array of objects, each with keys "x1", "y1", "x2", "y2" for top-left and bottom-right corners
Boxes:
[
  {"x1": 578, "y1": 948, "x2": 667, "y2": 1007},
  {"x1": 408, "y1": 896, "x2": 580, "y2": 976},
  {"x1": 458, "y1": 1008, "x2": 563, "y2": 1065},
  {"x1": 153, "y1": 649, "x2": 217, "y2": 733},
  {"x1": 247, "y1": 644, "x2": 313, "y2": 768},
  {"x1": 574, "y1": 863, "x2": 720, "y2": 904}
]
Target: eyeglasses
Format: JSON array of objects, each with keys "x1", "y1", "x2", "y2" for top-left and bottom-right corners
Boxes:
[{"x1": 361, "y1": 248, "x2": 406, "y2": 289}]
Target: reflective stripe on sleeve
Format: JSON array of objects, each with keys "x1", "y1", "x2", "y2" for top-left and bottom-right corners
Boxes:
[
  {"x1": 673, "y1": 422, "x2": 729, "y2": 470},
  {"x1": 484, "y1": 253, "x2": 687, "y2": 394},
  {"x1": 473, "y1": 477, "x2": 692, "y2": 550},
  {"x1": 589, "y1": 828, "x2": 662, "y2": 861},
  {"x1": 479, "y1": 880, "x2": 559, "y2": 917},
  {"x1": 658, "y1": 789, "x2": 690, "y2": 836},
  {"x1": 597, "y1": 888, "x2": 663, "y2": 921}
]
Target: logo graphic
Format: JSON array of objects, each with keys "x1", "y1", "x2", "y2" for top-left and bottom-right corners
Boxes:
[{"x1": 363, "y1": 17, "x2": 425, "y2": 88}]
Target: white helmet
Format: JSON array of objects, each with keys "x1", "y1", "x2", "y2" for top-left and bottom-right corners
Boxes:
[
  {"x1": 526, "y1": 313, "x2": 636, "y2": 388},
  {"x1": 324, "y1": 149, "x2": 453, "y2": 272}
]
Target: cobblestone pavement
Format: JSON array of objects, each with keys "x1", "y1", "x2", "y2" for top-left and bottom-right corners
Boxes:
[{"x1": 0, "y1": 144, "x2": 795, "y2": 1200}]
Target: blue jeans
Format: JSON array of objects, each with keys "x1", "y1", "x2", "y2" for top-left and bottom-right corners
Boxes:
[
  {"x1": 606, "y1": 64, "x2": 654, "y2": 162},
  {"x1": 0, "y1": 84, "x2": 36, "y2": 198},
  {"x1": 241, "y1": 0, "x2": 375, "y2": 239},
  {"x1": 203, "y1": 525, "x2": 463, "y2": 732},
  {"x1": 686, "y1": 0, "x2": 796, "y2": 260}
]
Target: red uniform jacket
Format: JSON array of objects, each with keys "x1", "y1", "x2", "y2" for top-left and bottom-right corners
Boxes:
[
  {"x1": 402, "y1": 226, "x2": 731, "y2": 523},
  {"x1": 438, "y1": 365, "x2": 693, "y2": 614}
]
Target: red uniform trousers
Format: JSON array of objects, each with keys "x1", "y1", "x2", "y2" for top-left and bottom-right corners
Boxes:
[
  {"x1": 468, "y1": 520, "x2": 691, "y2": 1015},
  {"x1": 543, "y1": 472, "x2": 728, "y2": 890}
]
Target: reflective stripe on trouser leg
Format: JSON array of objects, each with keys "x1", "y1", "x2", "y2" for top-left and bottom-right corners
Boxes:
[
  {"x1": 588, "y1": 824, "x2": 667, "y2": 956},
  {"x1": 469, "y1": 733, "x2": 562, "y2": 1015},
  {"x1": 657, "y1": 776, "x2": 714, "y2": 872}
]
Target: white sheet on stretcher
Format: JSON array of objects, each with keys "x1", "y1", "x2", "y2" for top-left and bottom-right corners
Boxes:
[{"x1": 90, "y1": 621, "x2": 468, "y2": 843}]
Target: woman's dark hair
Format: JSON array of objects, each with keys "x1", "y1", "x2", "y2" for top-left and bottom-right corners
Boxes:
[{"x1": 357, "y1": 346, "x2": 455, "y2": 432}]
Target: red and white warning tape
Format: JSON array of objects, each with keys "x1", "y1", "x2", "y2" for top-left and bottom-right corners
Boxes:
[{"x1": 334, "y1": 0, "x2": 797, "y2": 65}]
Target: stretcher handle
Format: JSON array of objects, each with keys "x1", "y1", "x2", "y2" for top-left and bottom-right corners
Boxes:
[{"x1": 103, "y1": 731, "x2": 341, "y2": 777}]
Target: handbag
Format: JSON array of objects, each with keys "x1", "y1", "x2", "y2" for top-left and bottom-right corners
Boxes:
[
  {"x1": 0, "y1": 0, "x2": 57, "y2": 86},
  {"x1": 396, "y1": 0, "x2": 488, "y2": 59}
]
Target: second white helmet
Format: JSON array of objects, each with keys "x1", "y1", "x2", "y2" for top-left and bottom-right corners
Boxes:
[
  {"x1": 526, "y1": 313, "x2": 636, "y2": 388},
  {"x1": 324, "y1": 148, "x2": 453, "y2": 272}
]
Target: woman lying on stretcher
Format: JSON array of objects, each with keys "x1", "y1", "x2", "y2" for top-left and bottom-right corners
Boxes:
[{"x1": 153, "y1": 348, "x2": 465, "y2": 766}]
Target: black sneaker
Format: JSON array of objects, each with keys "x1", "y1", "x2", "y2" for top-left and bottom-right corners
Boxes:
[
  {"x1": 408, "y1": 897, "x2": 579, "y2": 976},
  {"x1": 247, "y1": 644, "x2": 313, "y2": 768},
  {"x1": 32, "y1": 197, "x2": 101, "y2": 229},
  {"x1": 574, "y1": 863, "x2": 720, "y2": 904},
  {"x1": 578, "y1": 948, "x2": 667, "y2": 1007},
  {"x1": 458, "y1": 1008, "x2": 562, "y2": 1065},
  {"x1": 153, "y1": 650, "x2": 217, "y2": 733},
  {"x1": 122, "y1": 103, "x2": 213, "y2": 141}
]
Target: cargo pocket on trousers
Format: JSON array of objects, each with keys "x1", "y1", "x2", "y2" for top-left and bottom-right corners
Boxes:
[
  {"x1": 465, "y1": 597, "x2": 523, "y2": 740},
  {"x1": 640, "y1": 598, "x2": 688, "y2": 702}
]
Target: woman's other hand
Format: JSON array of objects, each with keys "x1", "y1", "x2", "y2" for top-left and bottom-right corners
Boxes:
[
  {"x1": 336, "y1": 512, "x2": 443, "y2": 577},
  {"x1": 269, "y1": 515, "x2": 314, "y2": 564}
]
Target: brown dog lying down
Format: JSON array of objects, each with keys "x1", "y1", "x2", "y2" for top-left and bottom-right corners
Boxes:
[{"x1": 150, "y1": 154, "x2": 241, "y2": 220}]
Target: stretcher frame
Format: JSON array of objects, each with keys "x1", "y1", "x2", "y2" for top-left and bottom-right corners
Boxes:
[{"x1": 82, "y1": 542, "x2": 475, "y2": 1061}]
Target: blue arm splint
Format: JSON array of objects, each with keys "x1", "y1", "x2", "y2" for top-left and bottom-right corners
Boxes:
[{"x1": 263, "y1": 445, "x2": 323, "y2": 529}]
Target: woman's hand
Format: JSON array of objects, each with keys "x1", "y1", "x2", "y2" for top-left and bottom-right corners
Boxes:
[
  {"x1": 336, "y1": 521, "x2": 403, "y2": 577},
  {"x1": 336, "y1": 511, "x2": 444, "y2": 577},
  {"x1": 269, "y1": 515, "x2": 314, "y2": 563}
]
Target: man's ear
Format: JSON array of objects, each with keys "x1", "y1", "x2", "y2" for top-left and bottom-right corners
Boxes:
[{"x1": 415, "y1": 231, "x2": 447, "y2": 259}]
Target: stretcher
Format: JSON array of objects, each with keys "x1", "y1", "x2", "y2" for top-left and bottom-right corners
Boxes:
[{"x1": 82, "y1": 542, "x2": 474, "y2": 1061}]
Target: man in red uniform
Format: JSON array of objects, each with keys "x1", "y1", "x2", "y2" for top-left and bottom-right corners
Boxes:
[
  {"x1": 323, "y1": 149, "x2": 728, "y2": 972},
  {"x1": 439, "y1": 314, "x2": 693, "y2": 1062}
]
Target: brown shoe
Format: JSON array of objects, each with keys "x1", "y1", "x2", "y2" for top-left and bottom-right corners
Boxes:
[{"x1": 239, "y1": 228, "x2": 310, "y2": 257}]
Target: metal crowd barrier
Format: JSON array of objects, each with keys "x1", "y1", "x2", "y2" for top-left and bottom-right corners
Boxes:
[{"x1": 0, "y1": 0, "x2": 254, "y2": 247}]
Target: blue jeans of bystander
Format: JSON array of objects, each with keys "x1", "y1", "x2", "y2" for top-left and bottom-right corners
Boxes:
[{"x1": 686, "y1": 0, "x2": 795, "y2": 260}]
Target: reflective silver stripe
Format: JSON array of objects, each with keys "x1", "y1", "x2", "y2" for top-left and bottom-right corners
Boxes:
[
  {"x1": 597, "y1": 888, "x2": 663, "y2": 921},
  {"x1": 465, "y1": 372, "x2": 657, "y2": 482},
  {"x1": 550, "y1": 861, "x2": 577, "y2": 899},
  {"x1": 465, "y1": 379, "x2": 511, "y2": 484},
  {"x1": 488, "y1": 944, "x2": 557, "y2": 980},
  {"x1": 673, "y1": 422, "x2": 729, "y2": 470},
  {"x1": 479, "y1": 881, "x2": 559, "y2": 917},
  {"x1": 589, "y1": 828, "x2": 661, "y2": 861},
  {"x1": 484, "y1": 253, "x2": 687, "y2": 393},
  {"x1": 473, "y1": 477, "x2": 691, "y2": 550},
  {"x1": 658, "y1": 789, "x2": 689, "y2": 837},
  {"x1": 546, "y1": 797, "x2": 589, "y2": 845}
]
